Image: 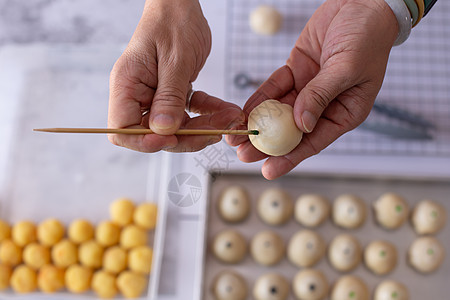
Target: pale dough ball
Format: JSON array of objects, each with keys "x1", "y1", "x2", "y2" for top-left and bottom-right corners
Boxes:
[
  {"x1": 11, "y1": 264, "x2": 37, "y2": 293},
  {"x1": 129, "y1": 246, "x2": 153, "y2": 275},
  {"x1": 374, "y1": 280, "x2": 409, "y2": 300},
  {"x1": 248, "y1": 100, "x2": 303, "y2": 156},
  {"x1": 212, "y1": 270, "x2": 247, "y2": 300},
  {"x1": 65, "y1": 264, "x2": 93, "y2": 293},
  {"x1": 288, "y1": 230, "x2": 325, "y2": 268},
  {"x1": 408, "y1": 236, "x2": 445, "y2": 273},
  {"x1": 79, "y1": 240, "x2": 104, "y2": 269},
  {"x1": 293, "y1": 269, "x2": 329, "y2": 300},
  {"x1": 0, "y1": 264, "x2": 12, "y2": 290},
  {"x1": 38, "y1": 264, "x2": 65, "y2": 293},
  {"x1": 116, "y1": 271, "x2": 147, "y2": 299},
  {"x1": 96, "y1": 221, "x2": 121, "y2": 247},
  {"x1": 0, "y1": 239, "x2": 22, "y2": 266},
  {"x1": 217, "y1": 186, "x2": 250, "y2": 223},
  {"x1": 37, "y1": 218, "x2": 65, "y2": 246},
  {"x1": 0, "y1": 220, "x2": 11, "y2": 242},
  {"x1": 103, "y1": 246, "x2": 128, "y2": 274},
  {"x1": 51, "y1": 239, "x2": 78, "y2": 268},
  {"x1": 133, "y1": 202, "x2": 158, "y2": 230},
  {"x1": 92, "y1": 270, "x2": 118, "y2": 299},
  {"x1": 332, "y1": 194, "x2": 366, "y2": 229},
  {"x1": 257, "y1": 188, "x2": 293, "y2": 225},
  {"x1": 110, "y1": 197, "x2": 135, "y2": 226},
  {"x1": 120, "y1": 225, "x2": 148, "y2": 249},
  {"x1": 12, "y1": 220, "x2": 36, "y2": 247},
  {"x1": 364, "y1": 240, "x2": 397, "y2": 275},
  {"x1": 249, "y1": 5, "x2": 283, "y2": 36},
  {"x1": 331, "y1": 275, "x2": 369, "y2": 300},
  {"x1": 253, "y1": 273, "x2": 289, "y2": 300},
  {"x1": 212, "y1": 229, "x2": 247, "y2": 264},
  {"x1": 295, "y1": 194, "x2": 330, "y2": 228},
  {"x1": 250, "y1": 230, "x2": 285, "y2": 266},
  {"x1": 68, "y1": 219, "x2": 94, "y2": 244},
  {"x1": 412, "y1": 199, "x2": 446, "y2": 235},
  {"x1": 328, "y1": 234, "x2": 362, "y2": 272},
  {"x1": 23, "y1": 243, "x2": 51, "y2": 269},
  {"x1": 373, "y1": 193, "x2": 409, "y2": 229}
]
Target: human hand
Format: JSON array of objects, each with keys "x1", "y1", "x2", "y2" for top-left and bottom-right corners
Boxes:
[
  {"x1": 228, "y1": 0, "x2": 399, "y2": 179},
  {"x1": 108, "y1": 0, "x2": 244, "y2": 152}
]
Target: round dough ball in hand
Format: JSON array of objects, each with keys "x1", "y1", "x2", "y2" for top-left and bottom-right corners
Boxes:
[
  {"x1": 0, "y1": 264, "x2": 12, "y2": 290},
  {"x1": 257, "y1": 188, "x2": 293, "y2": 226},
  {"x1": 37, "y1": 218, "x2": 65, "y2": 246},
  {"x1": 65, "y1": 264, "x2": 93, "y2": 293},
  {"x1": 253, "y1": 273, "x2": 290, "y2": 300},
  {"x1": 212, "y1": 270, "x2": 248, "y2": 300},
  {"x1": 103, "y1": 246, "x2": 128, "y2": 274},
  {"x1": 68, "y1": 219, "x2": 94, "y2": 244},
  {"x1": 110, "y1": 197, "x2": 135, "y2": 226},
  {"x1": 0, "y1": 239, "x2": 22, "y2": 266},
  {"x1": 328, "y1": 234, "x2": 362, "y2": 272},
  {"x1": 11, "y1": 264, "x2": 37, "y2": 293},
  {"x1": 249, "y1": 5, "x2": 283, "y2": 36},
  {"x1": 23, "y1": 243, "x2": 51, "y2": 269},
  {"x1": 295, "y1": 194, "x2": 330, "y2": 228},
  {"x1": 293, "y1": 269, "x2": 329, "y2": 300},
  {"x1": 332, "y1": 194, "x2": 366, "y2": 229},
  {"x1": 217, "y1": 186, "x2": 250, "y2": 223},
  {"x1": 374, "y1": 280, "x2": 409, "y2": 300},
  {"x1": 408, "y1": 236, "x2": 445, "y2": 273},
  {"x1": 250, "y1": 230, "x2": 285, "y2": 266},
  {"x1": 212, "y1": 229, "x2": 247, "y2": 264},
  {"x1": 364, "y1": 240, "x2": 397, "y2": 275},
  {"x1": 412, "y1": 199, "x2": 446, "y2": 235},
  {"x1": 116, "y1": 271, "x2": 147, "y2": 299},
  {"x1": 133, "y1": 202, "x2": 158, "y2": 230},
  {"x1": 248, "y1": 100, "x2": 303, "y2": 156},
  {"x1": 12, "y1": 221, "x2": 36, "y2": 247},
  {"x1": 92, "y1": 270, "x2": 118, "y2": 299},
  {"x1": 330, "y1": 275, "x2": 369, "y2": 300},
  {"x1": 373, "y1": 193, "x2": 409, "y2": 229},
  {"x1": 37, "y1": 264, "x2": 65, "y2": 293},
  {"x1": 288, "y1": 230, "x2": 326, "y2": 268}
]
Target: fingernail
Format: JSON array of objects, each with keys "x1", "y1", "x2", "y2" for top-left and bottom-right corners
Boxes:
[
  {"x1": 301, "y1": 111, "x2": 317, "y2": 133},
  {"x1": 152, "y1": 114, "x2": 175, "y2": 130}
]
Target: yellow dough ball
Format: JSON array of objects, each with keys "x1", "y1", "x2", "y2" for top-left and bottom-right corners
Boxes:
[
  {"x1": 249, "y1": 5, "x2": 283, "y2": 36},
  {"x1": 0, "y1": 264, "x2": 12, "y2": 290},
  {"x1": 110, "y1": 198, "x2": 135, "y2": 226},
  {"x1": 65, "y1": 264, "x2": 93, "y2": 293},
  {"x1": 38, "y1": 264, "x2": 65, "y2": 293},
  {"x1": 51, "y1": 239, "x2": 78, "y2": 268},
  {"x1": 0, "y1": 220, "x2": 11, "y2": 242},
  {"x1": 0, "y1": 239, "x2": 22, "y2": 266},
  {"x1": 23, "y1": 243, "x2": 51, "y2": 269},
  {"x1": 117, "y1": 271, "x2": 148, "y2": 299},
  {"x1": 79, "y1": 240, "x2": 104, "y2": 269},
  {"x1": 120, "y1": 225, "x2": 148, "y2": 249},
  {"x1": 92, "y1": 270, "x2": 118, "y2": 299},
  {"x1": 103, "y1": 246, "x2": 127, "y2": 274},
  {"x1": 68, "y1": 219, "x2": 95, "y2": 244},
  {"x1": 12, "y1": 221, "x2": 37, "y2": 247},
  {"x1": 37, "y1": 218, "x2": 65, "y2": 246},
  {"x1": 11, "y1": 264, "x2": 37, "y2": 293},
  {"x1": 248, "y1": 100, "x2": 303, "y2": 156},
  {"x1": 364, "y1": 240, "x2": 398, "y2": 275},
  {"x1": 133, "y1": 202, "x2": 158, "y2": 230},
  {"x1": 96, "y1": 221, "x2": 121, "y2": 247},
  {"x1": 330, "y1": 275, "x2": 369, "y2": 300},
  {"x1": 129, "y1": 246, "x2": 153, "y2": 275}
]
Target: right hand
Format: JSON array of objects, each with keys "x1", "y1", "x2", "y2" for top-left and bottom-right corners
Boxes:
[{"x1": 108, "y1": 0, "x2": 244, "y2": 152}]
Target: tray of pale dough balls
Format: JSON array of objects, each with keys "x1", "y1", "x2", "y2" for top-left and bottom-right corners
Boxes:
[{"x1": 202, "y1": 172, "x2": 449, "y2": 300}]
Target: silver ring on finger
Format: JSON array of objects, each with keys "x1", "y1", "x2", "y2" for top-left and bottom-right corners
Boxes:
[{"x1": 186, "y1": 85, "x2": 195, "y2": 112}]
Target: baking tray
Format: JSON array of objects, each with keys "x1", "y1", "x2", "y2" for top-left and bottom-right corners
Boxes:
[
  {"x1": 0, "y1": 45, "x2": 169, "y2": 300},
  {"x1": 202, "y1": 172, "x2": 450, "y2": 300}
]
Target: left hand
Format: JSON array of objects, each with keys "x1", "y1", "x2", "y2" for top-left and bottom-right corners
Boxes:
[{"x1": 227, "y1": 0, "x2": 399, "y2": 179}]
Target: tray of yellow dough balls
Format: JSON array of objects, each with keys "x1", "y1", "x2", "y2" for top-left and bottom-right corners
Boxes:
[
  {"x1": 0, "y1": 197, "x2": 160, "y2": 299},
  {"x1": 201, "y1": 172, "x2": 449, "y2": 300}
]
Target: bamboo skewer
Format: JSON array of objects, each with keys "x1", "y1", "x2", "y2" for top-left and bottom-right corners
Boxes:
[{"x1": 33, "y1": 128, "x2": 259, "y2": 136}]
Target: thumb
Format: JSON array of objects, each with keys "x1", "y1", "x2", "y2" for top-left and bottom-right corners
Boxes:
[
  {"x1": 294, "y1": 66, "x2": 353, "y2": 133},
  {"x1": 149, "y1": 66, "x2": 191, "y2": 135}
]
